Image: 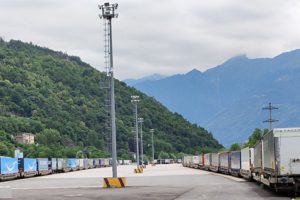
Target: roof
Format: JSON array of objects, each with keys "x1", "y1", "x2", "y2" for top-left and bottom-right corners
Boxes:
[{"x1": 273, "y1": 127, "x2": 300, "y2": 137}]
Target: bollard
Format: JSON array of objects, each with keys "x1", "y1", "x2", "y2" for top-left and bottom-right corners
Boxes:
[
  {"x1": 0, "y1": 186, "x2": 12, "y2": 199},
  {"x1": 103, "y1": 177, "x2": 126, "y2": 188}
]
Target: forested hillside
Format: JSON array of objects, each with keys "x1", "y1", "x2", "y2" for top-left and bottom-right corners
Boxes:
[{"x1": 0, "y1": 39, "x2": 222, "y2": 159}]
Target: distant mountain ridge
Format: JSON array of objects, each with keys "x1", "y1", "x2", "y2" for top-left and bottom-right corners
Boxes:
[
  {"x1": 124, "y1": 73, "x2": 166, "y2": 86},
  {"x1": 129, "y1": 50, "x2": 300, "y2": 146}
]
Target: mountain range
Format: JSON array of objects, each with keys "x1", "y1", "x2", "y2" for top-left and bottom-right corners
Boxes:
[{"x1": 128, "y1": 50, "x2": 300, "y2": 146}]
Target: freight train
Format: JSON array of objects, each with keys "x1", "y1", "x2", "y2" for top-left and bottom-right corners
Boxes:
[
  {"x1": 183, "y1": 128, "x2": 300, "y2": 193},
  {"x1": 0, "y1": 157, "x2": 131, "y2": 181}
]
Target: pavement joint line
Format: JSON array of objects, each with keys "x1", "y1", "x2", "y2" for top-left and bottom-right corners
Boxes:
[
  {"x1": 171, "y1": 188, "x2": 194, "y2": 200},
  {"x1": 12, "y1": 186, "x2": 100, "y2": 190},
  {"x1": 209, "y1": 172, "x2": 247, "y2": 182}
]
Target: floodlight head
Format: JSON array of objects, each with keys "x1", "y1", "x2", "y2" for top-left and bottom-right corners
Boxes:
[
  {"x1": 131, "y1": 95, "x2": 139, "y2": 99},
  {"x1": 98, "y1": 2, "x2": 118, "y2": 19}
]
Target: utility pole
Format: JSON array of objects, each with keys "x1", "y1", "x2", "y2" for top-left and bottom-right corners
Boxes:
[
  {"x1": 150, "y1": 129, "x2": 154, "y2": 163},
  {"x1": 138, "y1": 118, "x2": 144, "y2": 165},
  {"x1": 131, "y1": 95, "x2": 140, "y2": 166},
  {"x1": 98, "y1": 2, "x2": 118, "y2": 178},
  {"x1": 263, "y1": 102, "x2": 279, "y2": 131}
]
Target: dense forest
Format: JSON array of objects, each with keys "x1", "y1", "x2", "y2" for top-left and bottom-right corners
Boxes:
[{"x1": 0, "y1": 39, "x2": 222, "y2": 159}]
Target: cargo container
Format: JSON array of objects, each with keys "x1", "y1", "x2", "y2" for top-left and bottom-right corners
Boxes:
[
  {"x1": 37, "y1": 158, "x2": 51, "y2": 175},
  {"x1": 123, "y1": 160, "x2": 132, "y2": 165},
  {"x1": 49, "y1": 158, "x2": 57, "y2": 172},
  {"x1": 191, "y1": 156, "x2": 200, "y2": 168},
  {"x1": 165, "y1": 159, "x2": 170, "y2": 164},
  {"x1": 56, "y1": 158, "x2": 64, "y2": 172},
  {"x1": 204, "y1": 153, "x2": 211, "y2": 170},
  {"x1": 253, "y1": 141, "x2": 263, "y2": 182},
  {"x1": 118, "y1": 160, "x2": 123, "y2": 165},
  {"x1": 102, "y1": 158, "x2": 110, "y2": 167},
  {"x1": 83, "y1": 159, "x2": 89, "y2": 169},
  {"x1": 240, "y1": 147, "x2": 254, "y2": 179},
  {"x1": 18, "y1": 158, "x2": 37, "y2": 177},
  {"x1": 260, "y1": 128, "x2": 300, "y2": 192},
  {"x1": 88, "y1": 159, "x2": 94, "y2": 168},
  {"x1": 100, "y1": 158, "x2": 106, "y2": 167},
  {"x1": 209, "y1": 153, "x2": 219, "y2": 172},
  {"x1": 229, "y1": 151, "x2": 241, "y2": 176},
  {"x1": 219, "y1": 152, "x2": 230, "y2": 174},
  {"x1": 182, "y1": 156, "x2": 192, "y2": 167},
  {"x1": 61, "y1": 158, "x2": 71, "y2": 172},
  {"x1": 0, "y1": 157, "x2": 18, "y2": 180},
  {"x1": 67, "y1": 159, "x2": 77, "y2": 171},
  {"x1": 78, "y1": 159, "x2": 84, "y2": 170}
]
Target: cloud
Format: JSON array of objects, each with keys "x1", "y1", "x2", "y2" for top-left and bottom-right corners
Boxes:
[{"x1": 1, "y1": 0, "x2": 300, "y2": 79}]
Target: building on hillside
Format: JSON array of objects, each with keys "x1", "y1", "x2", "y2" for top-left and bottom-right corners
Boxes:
[{"x1": 15, "y1": 133, "x2": 35, "y2": 144}]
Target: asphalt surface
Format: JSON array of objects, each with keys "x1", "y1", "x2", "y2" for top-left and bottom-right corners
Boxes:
[{"x1": 0, "y1": 164, "x2": 293, "y2": 200}]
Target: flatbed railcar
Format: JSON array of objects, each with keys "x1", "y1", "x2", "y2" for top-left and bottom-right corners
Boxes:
[
  {"x1": 0, "y1": 157, "x2": 115, "y2": 181},
  {"x1": 183, "y1": 127, "x2": 300, "y2": 194}
]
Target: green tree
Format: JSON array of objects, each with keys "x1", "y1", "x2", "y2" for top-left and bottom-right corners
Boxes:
[
  {"x1": 158, "y1": 151, "x2": 169, "y2": 159},
  {"x1": 243, "y1": 128, "x2": 269, "y2": 148},
  {"x1": 229, "y1": 143, "x2": 241, "y2": 151}
]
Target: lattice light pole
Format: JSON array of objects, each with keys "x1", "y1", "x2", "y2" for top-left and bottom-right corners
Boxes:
[
  {"x1": 138, "y1": 118, "x2": 144, "y2": 165},
  {"x1": 131, "y1": 95, "x2": 140, "y2": 167},
  {"x1": 98, "y1": 2, "x2": 118, "y2": 178},
  {"x1": 150, "y1": 129, "x2": 155, "y2": 163}
]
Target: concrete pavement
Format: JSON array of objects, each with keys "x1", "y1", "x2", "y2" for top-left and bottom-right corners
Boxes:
[{"x1": 0, "y1": 164, "x2": 292, "y2": 200}]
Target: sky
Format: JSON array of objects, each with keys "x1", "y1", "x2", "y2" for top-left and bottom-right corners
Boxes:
[{"x1": 1, "y1": 0, "x2": 300, "y2": 80}]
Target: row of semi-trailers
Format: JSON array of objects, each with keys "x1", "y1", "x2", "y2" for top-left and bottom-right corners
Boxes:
[
  {"x1": 0, "y1": 158, "x2": 132, "y2": 181},
  {"x1": 183, "y1": 128, "x2": 300, "y2": 193}
]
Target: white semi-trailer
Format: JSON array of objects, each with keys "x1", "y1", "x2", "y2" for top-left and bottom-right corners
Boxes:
[
  {"x1": 253, "y1": 128, "x2": 300, "y2": 193},
  {"x1": 209, "y1": 153, "x2": 219, "y2": 172},
  {"x1": 240, "y1": 147, "x2": 254, "y2": 179}
]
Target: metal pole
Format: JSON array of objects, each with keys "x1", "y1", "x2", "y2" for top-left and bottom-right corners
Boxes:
[
  {"x1": 262, "y1": 102, "x2": 278, "y2": 131},
  {"x1": 269, "y1": 103, "x2": 272, "y2": 131},
  {"x1": 150, "y1": 129, "x2": 154, "y2": 162},
  {"x1": 135, "y1": 102, "x2": 139, "y2": 167},
  {"x1": 140, "y1": 119, "x2": 144, "y2": 165},
  {"x1": 108, "y1": 18, "x2": 117, "y2": 178}
]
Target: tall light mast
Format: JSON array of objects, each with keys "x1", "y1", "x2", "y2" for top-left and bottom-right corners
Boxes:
[
  {"x1": 98, "y1": 2, "x2": 118, "y2": 178},
  {"x1": 131, "y1": 95, "x2": 140, "y2": 167},
  {"x1": 138, "y1": 118, "x2": 144, "y2": 165},
  {"x1": 150, "y1": 129, "x2": 155, "y2": 163}
]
